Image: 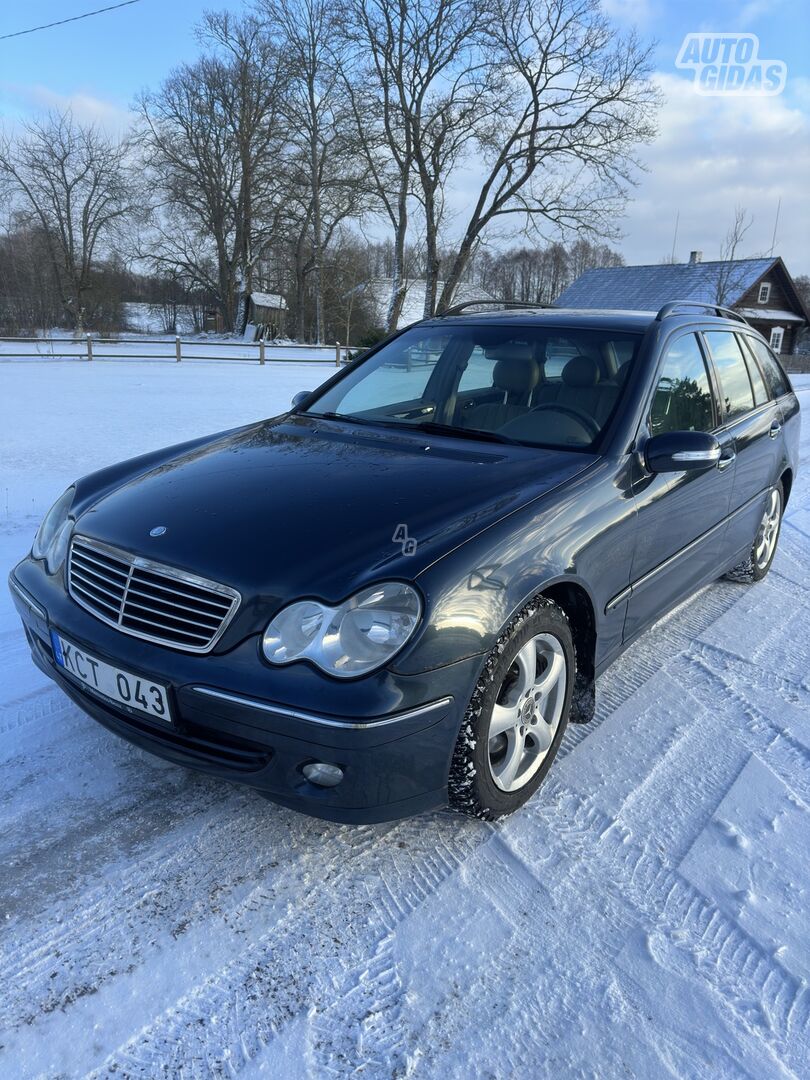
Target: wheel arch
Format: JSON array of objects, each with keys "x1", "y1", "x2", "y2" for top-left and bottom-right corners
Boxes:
[
  {"x1": 533, "y1": 578, "x2": 597, "y2": 724},
  {"x1": 780, "y1": 467, "x2": 793, "y2": 507}
]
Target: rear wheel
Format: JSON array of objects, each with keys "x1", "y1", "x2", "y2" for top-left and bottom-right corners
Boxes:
[
  {"x1": 448, "y1": 598, "x2": 574, "y2": 820},
  {"x1": 725, "y1": 481, "x2": 784, "y2": 583}
]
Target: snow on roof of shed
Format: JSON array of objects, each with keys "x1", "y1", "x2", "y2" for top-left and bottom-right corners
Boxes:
[
  {"x1": 555, "y1": 258, "x2": 776, "y2": 311},
  {"x1": 250, "y1": 291, "x2": 287, "y2": 310}
]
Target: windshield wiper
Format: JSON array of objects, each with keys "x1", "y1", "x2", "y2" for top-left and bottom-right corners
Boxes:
[
  {"x1": 407, "y1": 420, "x2": 519, "y2": 445},
  {"x1": 310, "y1": 411, "x2": 518, "y2": 445},
  {"x1": 307, "y1": 411, "x2": 381, "y2": 427}
]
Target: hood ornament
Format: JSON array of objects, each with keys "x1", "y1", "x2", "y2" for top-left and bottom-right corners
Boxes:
[{"x1": 149, "y1": 526, "x2": 168, "y2": 537}]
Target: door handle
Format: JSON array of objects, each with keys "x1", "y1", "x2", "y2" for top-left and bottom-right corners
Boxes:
[
  {"x1": 769, "y1": 421, "x2": 782, "y2": 439},
  {"x1": 717, "y1": 451, "x2": 736, "y2": 471}
]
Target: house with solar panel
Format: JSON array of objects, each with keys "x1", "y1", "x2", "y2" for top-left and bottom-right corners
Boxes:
[{"x1": 556, "y1": 253, "x2": 809, "y2": 356}]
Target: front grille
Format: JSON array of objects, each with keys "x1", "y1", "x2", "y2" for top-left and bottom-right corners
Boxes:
[{"x1": 68, "y1": 535, "x2": 240, "y2": 653}]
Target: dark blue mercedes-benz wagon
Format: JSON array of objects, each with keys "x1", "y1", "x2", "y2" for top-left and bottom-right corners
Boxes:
[{"x1": 9, "y1": 301, "x2": 800, "y2": 822}]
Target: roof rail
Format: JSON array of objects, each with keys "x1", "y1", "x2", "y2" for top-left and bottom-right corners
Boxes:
[
  {"x1": 439, "y1": 299, "x2": 555, "y2": 317},
  {"x1": 655, "y1": 300, "x2": 749, "y2": 325}
]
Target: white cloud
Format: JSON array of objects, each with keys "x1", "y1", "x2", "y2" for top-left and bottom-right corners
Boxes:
[
  {"x1": 0, "y1": 83, "x2": 133, "y2": 134},
  {"x1": 618, "y1": 72, "x2": 810, "y2": 274},
  {"x1": 739, "y1": 0, "x2": 782, "y2": 29},
  {"x1": 600, "y1": 0, "x2": 654, "y2": 27}
]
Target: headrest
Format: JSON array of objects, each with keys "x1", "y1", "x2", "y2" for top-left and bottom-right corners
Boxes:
[
  {"x1": 562, "y1": 355, "x2": 600, "y2": 388},
  {"x1": 484, "y1": 341, "x2": 534, "y2": 362},
  {"x1": 492, "y1": 356, "x2": 539, "y2": 395},
  {"x1": 614, "y1": 361, "x2": 631, "y2": 385}
]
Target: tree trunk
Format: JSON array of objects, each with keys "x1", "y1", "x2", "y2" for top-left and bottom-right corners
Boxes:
[
  {"x1": 293, "y1": 231, "x2": 308, "y2": 341},
  {"x1": 423, "y1": 207, "x2": 440, "y2": 319},
  {"x1": 437, "y1": 234, "x2": 477, "y2": 314},
  {"x1": 309, "y1": 85, "x2": 324, "y2": 345},
  {"x1": 386, "y1": 182, "x2": 409, "y2": 333}
]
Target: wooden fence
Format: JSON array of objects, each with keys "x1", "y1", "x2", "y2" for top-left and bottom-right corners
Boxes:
[{"x1": 0, "y1": 336, "x2": 353, "y2": 365}]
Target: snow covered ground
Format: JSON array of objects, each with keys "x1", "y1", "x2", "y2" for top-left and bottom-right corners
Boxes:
[{"x1": 1, "y1": 359, "x2": 808, "y2": 1079}]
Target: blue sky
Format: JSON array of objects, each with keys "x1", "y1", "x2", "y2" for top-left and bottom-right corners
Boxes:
[{"x1": 1, "y1": 0, "x2": 809, "y2": 272}]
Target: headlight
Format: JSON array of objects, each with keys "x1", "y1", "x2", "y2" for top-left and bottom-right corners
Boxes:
[
  {"x1": 32, "y1": 487, "x2": 75, "y2": 573},
  {"x1": 262, "y1": 582, "x2": 422, "y2": 678}
]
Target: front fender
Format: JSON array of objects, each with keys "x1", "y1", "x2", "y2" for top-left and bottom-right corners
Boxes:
[{"x1": 391, "y1": 457, "x2": 635, "y2": 677}]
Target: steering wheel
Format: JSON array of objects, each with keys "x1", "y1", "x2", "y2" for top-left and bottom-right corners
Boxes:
[{"x1": 527, "y1": 403, "x2": 600, "y2": 440}]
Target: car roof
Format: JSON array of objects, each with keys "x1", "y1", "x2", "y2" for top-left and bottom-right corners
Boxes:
[{"x1": 417, "y1": 306, "x2": 750, "y2": 333}]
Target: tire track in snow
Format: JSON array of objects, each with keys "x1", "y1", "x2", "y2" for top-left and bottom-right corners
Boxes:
[
  {"x1": 87, "y1": 817, "x2": 486, "y2": 1079},
  {"x1": 565, "y1": 582, "x2": 745, "y2": 756},
  {"x1": 0, "y1": 685, "x2": 75, "y2": 743},
  {"x1": 684, "y1": 649, "x2": 810, "y2": 807},
  {"x1": 309, "y1": 783, "x2": 809, "y2": 1079},
  {"x1": 310, "y1": 612, "x2": 810, "y2": 1077},
  {"x1": 0, "y1": 789, "x2": 341, "y2": 1029}
]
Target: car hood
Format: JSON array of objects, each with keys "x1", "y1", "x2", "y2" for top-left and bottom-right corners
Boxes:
[{"x1": 75, "y1": 415, "x2": 596, "y2": 606}]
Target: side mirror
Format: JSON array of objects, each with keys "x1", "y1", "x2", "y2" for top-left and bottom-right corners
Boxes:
[
  {"x1": 290, "y1": 391, "x2": 311, "y2": 410},
  {"x1": 644, "y1": 430, "x2": 721, "y2": 473}
]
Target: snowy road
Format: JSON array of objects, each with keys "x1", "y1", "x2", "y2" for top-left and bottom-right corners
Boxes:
[{"x1": 1, "y1": 360, "x2": 808, "y2": 1078}]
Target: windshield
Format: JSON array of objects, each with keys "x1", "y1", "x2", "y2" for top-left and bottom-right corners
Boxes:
[{"x1": 304, "y1": 323, "x2": 641, "y2": 450}]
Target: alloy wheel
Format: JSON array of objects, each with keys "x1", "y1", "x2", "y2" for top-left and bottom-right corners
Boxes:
[
  {"x1": 487, "y1": 632, "x2": 568, "y2": 793},
  {"x1": 754, "y1": 487, "x2": 782, "y2": 570}
]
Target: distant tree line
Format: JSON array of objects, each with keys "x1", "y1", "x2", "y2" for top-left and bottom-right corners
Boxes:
[{"x1": 0, "y1": 0, "x2": 657, "y2": 340}]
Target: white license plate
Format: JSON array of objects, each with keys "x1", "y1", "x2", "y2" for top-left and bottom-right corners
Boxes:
[{"x1": 50, "y1": 631, "x2": 172, "y2": 723}]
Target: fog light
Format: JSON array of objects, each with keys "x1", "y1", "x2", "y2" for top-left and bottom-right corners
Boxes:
[{"x1": 302, "y1": 762, "x2": 344, "y2": 788}]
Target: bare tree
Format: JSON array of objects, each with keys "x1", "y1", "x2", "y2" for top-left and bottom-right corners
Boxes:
[
  {"x1": 713, "y1": 206, "x2": 754, "y2": 305},
  {"x1": 341, "y1": 7, "x2": 416, "y2": 332},
  {"x1": 436, "y1": 0, "x2": 659, "y2": 312},
  {"x1": 138, "y1": 13, "x2": 289, "y2": 332},
  {"x1": 260, "y1": 0, "x2": 372, "y2": 342},
  {"x1": 0, "y1": 111, "x2": 139, "y2": 332},
  {"x1": 347, "y1": 0, "x2": 492, "y2": 324}
]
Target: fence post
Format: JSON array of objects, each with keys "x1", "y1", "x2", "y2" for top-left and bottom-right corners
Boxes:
[
  {"x1": 175, "y1": 336, "x2": 181, "y2": 363},
  {"x1": 259, "y1": 338, "x2": 265, "y2": 366},
  {"x1": 335, "y1": 340, "x2": 341, "y2": 367},
  {"x1": 86, "y1": 334, "x2": 93, "y2": 362}
]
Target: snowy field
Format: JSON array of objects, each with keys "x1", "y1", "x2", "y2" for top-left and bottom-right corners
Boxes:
[{"x1": 1, "y1": 358, "x2": 809, "y2": 1078}]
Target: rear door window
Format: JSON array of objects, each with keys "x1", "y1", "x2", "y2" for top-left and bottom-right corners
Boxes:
[
  {"x1": 650, "y1": 334, "x2": 716, "y2": 434},
  {"x1": 736, "y1": 334, "x2": 769, "y2": 405},
  {"x1": 703, "y1": 331, "x2": 755, "y2": 421}
]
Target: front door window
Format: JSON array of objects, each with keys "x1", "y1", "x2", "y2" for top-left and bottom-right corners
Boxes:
[{"x1": 650, "y1": 333, "x2": 716, "y2": 434}]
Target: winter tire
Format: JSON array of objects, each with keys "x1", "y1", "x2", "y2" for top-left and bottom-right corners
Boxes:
[
  {"x1": 448, "y1": 597, "x2": 574, "y2": 820},
  {"x1": 724, "y1": 481, "x2": 784, "y2": 583}
]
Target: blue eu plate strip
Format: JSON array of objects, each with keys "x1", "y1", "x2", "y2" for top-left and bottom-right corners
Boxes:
[{"x1": 50, "y1": 630, "x2": 65, "y2": 667}]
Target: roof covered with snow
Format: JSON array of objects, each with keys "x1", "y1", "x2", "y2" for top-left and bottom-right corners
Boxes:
[
  {"x1": 556, "y1": 258, "x2": 777, "y2": 311},
  {"x1": 737, "y1": 307, "x2": 804, "y2": 323},
  {"x1": 250, "y1": 291, "x2": 287, "y2": 310}
]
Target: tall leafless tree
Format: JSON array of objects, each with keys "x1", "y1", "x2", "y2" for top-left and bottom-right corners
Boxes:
[
  {"x1": 0, "y1": 111, "x2": 139, "y2": 332},
  {"x1": 341, "y1": 8, "x2": 416, "y2": 332},
  {"x1": 260, "y1": 0, "x2": 372, "y2": 342},
  {"x1": 435, "y1": 0, "x2": 659, "y2": 312},
  {"x1": 346, "y1": 0, "x2": 492, "y2": 325},
  {"x1": 138, "y1": 13, "x2": 289, "y2": 332}
]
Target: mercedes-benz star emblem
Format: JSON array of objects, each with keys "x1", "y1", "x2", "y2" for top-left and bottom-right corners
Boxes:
[{"x1": 149, "y1": 526, "x2": 167, "y2": 537}]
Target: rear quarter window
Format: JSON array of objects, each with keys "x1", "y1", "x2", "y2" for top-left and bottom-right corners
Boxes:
[{"x1": 745, "y1": 336, "x2": 791, "y2": 399}]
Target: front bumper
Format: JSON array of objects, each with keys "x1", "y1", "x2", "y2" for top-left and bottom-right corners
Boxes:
[{"x1": 9, "y1": 559, "x2": 479, "y2": 823}]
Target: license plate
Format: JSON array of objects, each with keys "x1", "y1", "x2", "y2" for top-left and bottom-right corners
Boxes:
[{"x1": 50, "y1": 631, "x2": 172, "y2": 723}]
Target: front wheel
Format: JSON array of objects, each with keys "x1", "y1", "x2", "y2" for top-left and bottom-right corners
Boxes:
[
  {"x1": 448, "y1": 598, "x2": 574, "y2": 820},
  {"x1": 725, "y1": 481, "x2": 784, "y2": 583}
]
